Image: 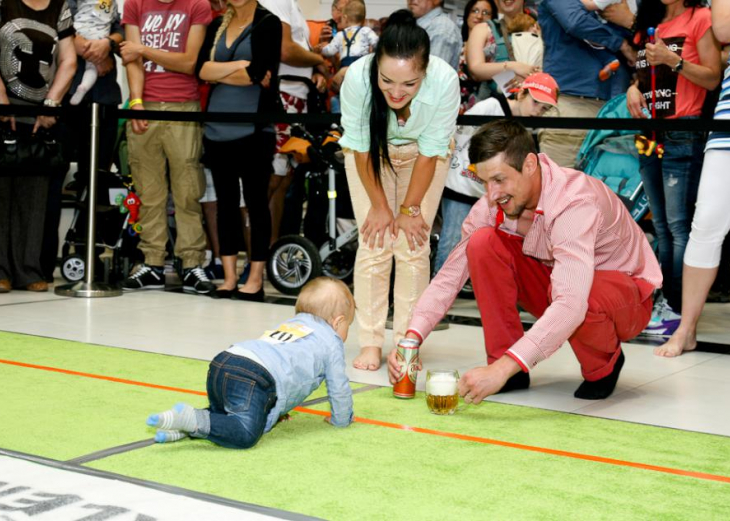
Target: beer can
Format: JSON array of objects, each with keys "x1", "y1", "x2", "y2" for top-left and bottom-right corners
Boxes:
[{"x1": 393, "y1": 338, "x2": 420, "y2": 399}]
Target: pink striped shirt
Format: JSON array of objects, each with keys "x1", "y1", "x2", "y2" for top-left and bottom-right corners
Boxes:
[{"x1": 409, "y1": 154, "x2": 662, "y2": 370}]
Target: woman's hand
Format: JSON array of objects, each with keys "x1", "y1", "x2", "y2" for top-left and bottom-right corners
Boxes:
[
  {"x1": 33, "y1": 116, "x2": 57, "y2": 133},
  {"x1": 360, "y1": 205, "x2": 395, "y2": 249},
  {"x1": 394, "y1": 213, "x2": 430, "y2": 252},
  {"x1": 509, "y1": 61, "x2": 540, "y2": 80},
  {"x1": 626, "y1": 84, "x2": 648, "y2": 119},
  {"x1": 601, "y1": 0, "x2": 635, "y2": 29},
  {"x1": 645, "y1": 37, "x2": 678, "y2": 68},
  {"x1": 504, "y1": 62, "x2": 540, "y2": 91}
]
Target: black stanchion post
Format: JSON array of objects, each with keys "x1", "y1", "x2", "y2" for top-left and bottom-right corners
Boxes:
[{"x1": 55, "y1": 103, "x2": 122, "y2": 298}]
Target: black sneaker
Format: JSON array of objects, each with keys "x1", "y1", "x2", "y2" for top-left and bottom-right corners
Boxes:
[
  {"x1": 182, "y1": 266, "x2": 215, "y2": 295},
  {"x1": 122, "y1": 264, "x2": 165, "y2": 291}
]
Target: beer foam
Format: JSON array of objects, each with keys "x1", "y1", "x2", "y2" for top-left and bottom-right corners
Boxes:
[{"x1": 427, "y1": 374, "x2": 458, "y2": 396}]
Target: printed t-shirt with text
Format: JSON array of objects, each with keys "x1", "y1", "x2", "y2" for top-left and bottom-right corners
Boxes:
[
  {"x1": 122, "y1": 0, "x2": 211, "y2": 102},
  {"x1": 635, "y1": 8, "x2": 712, "y2": 119}
]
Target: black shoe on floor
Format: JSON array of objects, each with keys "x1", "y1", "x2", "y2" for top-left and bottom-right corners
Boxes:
[
  {"x1": 182, "y1": 266, "x2": 216, "y2": 295},
  {"x1": 497, "y1": 371, "x2": 531, "y2": 394},
  {"x1": 210, "y1": 288, "x2": 235, "y2": 299},
  {"x1": 122, "y1": 264, "x2": 165, "y2": 291},
  {"x1": 231, "y1": 288, "x2": 264, "y2": 302},
  {"x1": 574, "y1": 349, "x2": 625, "y2": 400}
]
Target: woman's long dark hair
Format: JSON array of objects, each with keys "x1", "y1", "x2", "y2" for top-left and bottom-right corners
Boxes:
[
  {"x1": 368, "y1": 9, "x2": 430, "y2": 183},
  {"x1": 461, "y1": 0, "x2": 498, "y2": 42},
  {"x1": 633, "y1": 0, "x2": 706, "y2": 46}
]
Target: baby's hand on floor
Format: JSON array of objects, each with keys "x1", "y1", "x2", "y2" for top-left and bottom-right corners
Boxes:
[{"x1": 277, "y1": 413, "x2": 291, "y2": 424}]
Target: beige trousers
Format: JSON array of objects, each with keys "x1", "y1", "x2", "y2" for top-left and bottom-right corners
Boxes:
[
  {"x1": 127, "y1": 101, "x2": 206, "y2": 268},
  {"x1": 345, "y1": 142, "x2": 449, "y2": 348},
  {"x1": 538, "y1": 94, "x2": 605, "y2": 169}
]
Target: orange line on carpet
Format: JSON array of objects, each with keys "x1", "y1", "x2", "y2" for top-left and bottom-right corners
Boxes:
[
  {"x1": 3, "y1": 357, "x2": 729, "y2": 484},
  {"x1": 294, "y1": 407, "x2": 730, "y2": 484},
  {"x1": 0, "y1": 358, "x2": 207, "y2": 396}
]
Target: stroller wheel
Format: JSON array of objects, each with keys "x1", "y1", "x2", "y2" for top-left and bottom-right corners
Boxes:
[
  {"x1": 321, "y1": 246, "x2": 355, "y2": 283},
  {"x1": 61, "y1": 255, "x2": 85, "y2": 282},
  {"x1": 267, "y1": 235, "x2": 323, "y2": 296}
]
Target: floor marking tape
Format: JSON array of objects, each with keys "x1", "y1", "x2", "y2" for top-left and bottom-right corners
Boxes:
[
  {"x1": 4, "y1": 357, "x2": 730, "y2": 484},
  {"x1": 66, "y1": 439, "x2": 156, "y2": 465},
  {"x1": 0, "y1": 358, "x2": 207, "y2": 396},
  {"x1": 0, "y1": 298, "x2": 70, "y2": 308}
]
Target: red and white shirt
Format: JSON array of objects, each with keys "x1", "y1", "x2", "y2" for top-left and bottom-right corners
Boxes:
[
  {"x1": 409, "y1": 154, "x2": 662, "y2": 370},
  {"x1": 122, "y1": 0, "x2": 212, "y2": 102}
]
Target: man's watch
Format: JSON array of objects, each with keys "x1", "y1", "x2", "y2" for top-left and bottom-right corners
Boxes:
[
  {"x1": 400, "y1": 205, "x2": 421, "y2": 217},
  {"x1": 672, "y1": 57, "x2": 684, "y2": 73},
  {"x1": 43, "y1": 98, "x2": 60, "y2": 108},
  {"x1": 106, "y1": 36, "x2": 120, "y2": 56}
]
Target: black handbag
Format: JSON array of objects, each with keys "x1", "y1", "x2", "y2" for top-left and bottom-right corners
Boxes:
[{"x1": 0, "y1": 124, "x2": 68, "y2": 176}]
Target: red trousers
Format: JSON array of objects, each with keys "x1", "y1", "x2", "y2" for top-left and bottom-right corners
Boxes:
[{"x1": 467, "y1": 227, "x2": 653, "y2": 381}]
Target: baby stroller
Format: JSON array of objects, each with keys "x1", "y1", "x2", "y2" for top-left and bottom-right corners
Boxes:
[
  {"x1": 576, "y1": 93, "x2": 650, "y2": 222},
  {"x1": 59, "y1": 117, "x2": 146, "y2": 283},
  {"x1": 60, "y1": 168, "x2": 142, "y2": 283},
  {"x1": 267, "y1": 124, "x2": 358, "y2": 295}
]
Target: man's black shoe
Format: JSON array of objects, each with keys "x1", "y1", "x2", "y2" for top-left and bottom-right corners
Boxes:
[
  {"x1": 574, "y1": 349, "x2": 625, "y2": 400},
  {"x1": 182, "y1": 266, "x2": 216, "y2": 295},
  {"x1": 122, "y1": 264, "x2": 165, "y2": 291}
]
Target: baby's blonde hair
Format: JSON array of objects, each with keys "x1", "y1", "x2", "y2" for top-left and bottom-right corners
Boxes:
[
  {"x1": 343, "y1": 1, "x2": 366, "y2": 24},
  {"x1": 295, "y1": 277, "x2": 355, "y2": 323}
]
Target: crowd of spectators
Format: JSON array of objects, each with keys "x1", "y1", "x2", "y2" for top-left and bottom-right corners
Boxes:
[{"x1": 1, "y1": 0, "x2": 728, "y2": 348}]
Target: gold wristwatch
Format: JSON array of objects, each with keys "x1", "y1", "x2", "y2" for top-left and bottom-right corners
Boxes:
[{"x1": 400, "y1": 205, "x2": 421, "y2": 217}]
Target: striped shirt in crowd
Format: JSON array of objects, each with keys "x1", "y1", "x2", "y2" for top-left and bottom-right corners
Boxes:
[{"x1": 409, "y1": 154, "x2": 662, "y2": 371}]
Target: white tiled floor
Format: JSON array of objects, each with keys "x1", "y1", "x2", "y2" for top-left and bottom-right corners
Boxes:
[{"x1": 2, "y1": 280, "x2": 730, "y2": 437}]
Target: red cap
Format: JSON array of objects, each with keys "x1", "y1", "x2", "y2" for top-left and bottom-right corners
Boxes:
[{"x1": 522, "y1": 72, "x2": 559, "y2": 106}]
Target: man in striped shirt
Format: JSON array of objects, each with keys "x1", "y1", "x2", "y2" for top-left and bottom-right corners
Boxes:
[{"x1": 388, "y1": 120, "x2": 662, "y2": 401}]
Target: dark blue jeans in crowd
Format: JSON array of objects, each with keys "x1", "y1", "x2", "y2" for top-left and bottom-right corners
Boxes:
[
  {"x1": 434, "y1": 197, "x2": 473, "y2": 275},
  {"x1": 639, "y1": 127, "x2": 705, "y2": 312},
  {"x1": 202, "y1": 352, "x2": 277, "y2": 449}
]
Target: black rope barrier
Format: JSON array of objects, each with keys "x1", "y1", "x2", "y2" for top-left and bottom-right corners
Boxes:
[{"x1": 2, "y1": 104, "x2": 730, "y2": 132}]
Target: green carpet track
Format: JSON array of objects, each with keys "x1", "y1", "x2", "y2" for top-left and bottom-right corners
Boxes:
[{"x1": 2, "y1": 331, "x2": 729, "y2": 520}]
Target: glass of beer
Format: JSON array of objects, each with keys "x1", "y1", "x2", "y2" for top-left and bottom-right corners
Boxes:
[{"x1": 426, "y1": 369, "x2": 460, "y2": 415}]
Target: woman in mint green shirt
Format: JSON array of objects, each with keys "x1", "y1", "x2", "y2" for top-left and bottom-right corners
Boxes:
[{"x1": 339, "y1": 10, "x2": 460, "y2": 371}]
